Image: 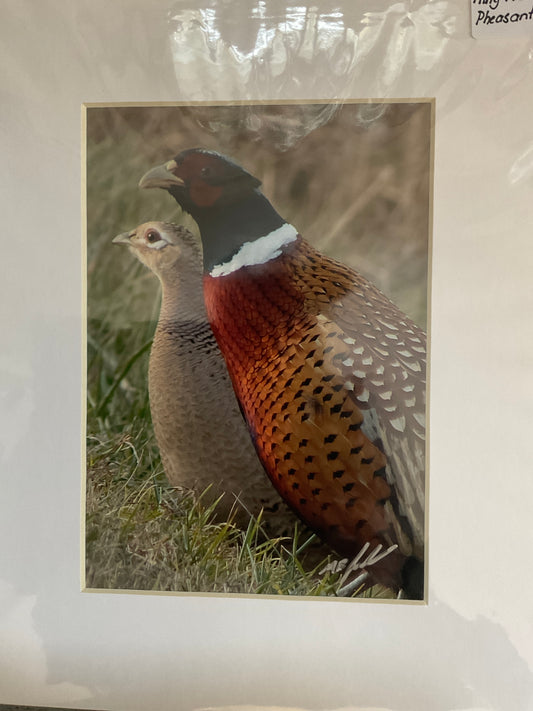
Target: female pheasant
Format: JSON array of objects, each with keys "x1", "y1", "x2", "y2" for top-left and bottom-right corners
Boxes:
[
  {"x1": 112, "y1": 221, "x2": 294, "y2": 534},
  {"x1": 140, "y1": 150, "x2": 427, "y2": 599}
]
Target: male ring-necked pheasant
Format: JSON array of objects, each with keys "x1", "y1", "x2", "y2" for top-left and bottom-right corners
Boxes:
[
  {"x1": 112, "y1": 221, "x2": 294, "y2": 534},
  {"x1": 140, "y1": 150, "x2": 426, "y2": 598}
]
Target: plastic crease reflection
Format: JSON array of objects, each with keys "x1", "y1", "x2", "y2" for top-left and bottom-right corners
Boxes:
[{"x1": 168, "y1": 2, "x2": 456, "y2": 103}]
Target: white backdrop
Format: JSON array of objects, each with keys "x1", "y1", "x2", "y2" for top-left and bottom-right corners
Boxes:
[{"x1": 1, "y1": 1, "x2": 533, "y2": 710}]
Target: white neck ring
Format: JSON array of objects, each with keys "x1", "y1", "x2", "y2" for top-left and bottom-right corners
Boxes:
[{"x1": 210, "y1": 223, "x2": 298, "y2": 277}]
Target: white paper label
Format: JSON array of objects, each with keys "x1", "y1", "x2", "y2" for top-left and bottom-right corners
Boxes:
[{"x1": 471, "y1": 0, "x2": 533, "y2": 37}]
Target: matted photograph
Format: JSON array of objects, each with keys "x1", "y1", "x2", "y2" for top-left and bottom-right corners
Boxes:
[{"x1": 84, "y1": 100, "x2": 432, "y2": 600}]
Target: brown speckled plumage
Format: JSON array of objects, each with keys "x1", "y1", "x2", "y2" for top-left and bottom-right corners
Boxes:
[
  {"x1": 204, "y1": 237, "x2": 425, "y2": 591},
  {"x1": 140, "y1": 149, "x2": 427, "y2": 598},
  {"x1": 112, "y1": 222, "x2": 295, "y2": 533}
]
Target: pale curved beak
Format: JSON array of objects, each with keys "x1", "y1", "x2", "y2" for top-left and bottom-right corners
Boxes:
[
  {"x1": 112, "y1": 231, "x2": 133, "y2": 245},
  {"x1": 139, "y1": 160, "x2": 185, "y2": 190}
]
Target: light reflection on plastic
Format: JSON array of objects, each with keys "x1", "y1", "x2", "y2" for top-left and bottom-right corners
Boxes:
[
  {"x1": 168, "y1": 4, "x2": 360, "y2": 100},
  {"x1": 509, "y1": 142, "x2": 533, "y2": 184},
  {"x1": 168, "y1": 1, "x2": 454, "y2": 103}
]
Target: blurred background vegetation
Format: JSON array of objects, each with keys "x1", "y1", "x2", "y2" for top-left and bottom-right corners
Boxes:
[{"x1": 85, "y1": 101, "x2": 431, "y2": 595}]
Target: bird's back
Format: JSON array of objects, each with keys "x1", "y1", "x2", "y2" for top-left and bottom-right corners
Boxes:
[{"x1": 204, "y1": 236, "x2": 426, "y2": 593}]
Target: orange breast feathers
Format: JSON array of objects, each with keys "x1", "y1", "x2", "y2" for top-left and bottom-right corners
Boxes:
[{"x1": 202, "y1": 237, "x2": 425, "y2": 581}]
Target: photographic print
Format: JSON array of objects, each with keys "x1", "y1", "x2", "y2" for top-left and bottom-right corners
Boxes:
[{"x1": 84, "y1": 101, "x2": 432, "y2": 600}]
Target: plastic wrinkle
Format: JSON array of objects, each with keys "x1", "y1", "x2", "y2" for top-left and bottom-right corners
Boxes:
[{"x1": 167, "y1": 2, "x2": 454, "y2": 102}]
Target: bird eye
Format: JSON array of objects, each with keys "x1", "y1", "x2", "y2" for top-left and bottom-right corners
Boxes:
[
  {"x1": 146, "y1": 230, "x2": 160, "y2": 243},
  {"x1": 200, "y1": 165, "x2": 214, "y2": 178}
]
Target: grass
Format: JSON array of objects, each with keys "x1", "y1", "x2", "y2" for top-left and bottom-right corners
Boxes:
[
  {"x1": 85, "y1": 421, "x2": 393, "y2": 598},
  {"x1": 85, "y1": 101, "x2": 430, "y2": 597}
]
